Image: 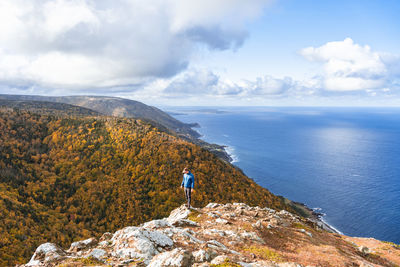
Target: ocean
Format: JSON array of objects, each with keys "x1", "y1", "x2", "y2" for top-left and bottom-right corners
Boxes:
[{"x1": 166, "y1": 106, "x2": 400, "y2": 243}]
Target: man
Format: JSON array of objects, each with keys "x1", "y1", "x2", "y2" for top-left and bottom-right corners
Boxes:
[{"x1": 181, "y1": 167, "x2": 194, "y2": 209}]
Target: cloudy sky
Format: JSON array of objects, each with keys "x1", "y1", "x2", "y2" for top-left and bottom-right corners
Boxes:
[{"x1": 1, "y1": 0, "x2": 399, "y2": 106}]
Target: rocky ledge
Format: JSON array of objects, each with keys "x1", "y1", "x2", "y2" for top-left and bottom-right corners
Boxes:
[{"x1": 20, "y1": 203, "x2": 400, "y2": 267}]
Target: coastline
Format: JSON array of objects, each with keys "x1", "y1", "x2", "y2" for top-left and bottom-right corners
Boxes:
[
  {"x1": 185, "y1": 120, "x2": 342, "y2": 235},
  {"x1": 287, "y1": 200, "x2": 341, "y2": 234},
  {"x1": 309, "y1": 208, "x2": 342, "y2": 234},
  {"x1": 192, "y1": 138, "x2": 234, "y2": 163}
]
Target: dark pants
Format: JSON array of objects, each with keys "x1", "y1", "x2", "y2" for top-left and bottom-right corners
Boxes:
[{"x1": 184, "y1": 187, "x2": 192, "y2": 208}]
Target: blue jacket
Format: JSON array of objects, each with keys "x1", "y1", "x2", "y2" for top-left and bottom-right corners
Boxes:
[{"x1": 181, "y1": 172, "x2": 194, "y2": 188}]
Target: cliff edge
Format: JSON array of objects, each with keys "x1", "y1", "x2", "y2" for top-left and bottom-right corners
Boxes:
[{"x1": 20, "y1": 203, "x2": 400, "y2": 267}]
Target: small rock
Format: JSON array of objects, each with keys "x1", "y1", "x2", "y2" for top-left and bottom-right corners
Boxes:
[
  {"x1": 193, "y1": 263, "x2": 211, "y2": 267},
  {"x1": 143, "y1": 219, "x2": 171, "y2": 229},
  {"x1": 277, "y1": 263, "x2": 305, "y2": 267},
  {"x1": 358, "y1": 246, "x2": 371, "y2": 255},
  {"x1": 252, "y1": 220, "x2": 263, "y2": 229},
  {"x1": 98, "y1": 240, "x2": 111, "y2": 247},
  {"x1": 240, "y1": 231, "x2": 264, "y2": 244},
  {"x1": 207, "y1": 212, "x2": 220, "y2": 218},
  {"x1": 210, "y1": 255, "x2": 229, "y2": 265},
  {"x1": 175, "y1": 228, "x2": 204, "y2": 244},
  {"x1": 215, "y1": 218, "x2": 229, "y2": 224},
  {"x1": 278, "y1": 210, "x2": 292, "y2": 216},
  {"x1": 223, "y1": 203, "x2": 233, "y2": 209},
  {"x1": 193, "y1": 249, "x2": 211, "y2": 262},
  {"x1": 86, "y1": 248, "x2": 107, "y2": 260},
  {"x1": 359, "y1": 262, "x2": 374, "y2": 267},
  {"x1": 226, "y1": 213, "x2": 237, "y2": 218},
  {"x1": 206, "y1": 203, "x2": 220, "y2": 209},
  {"x1": 207, "y1": 240, "x2": 227, "y2": 249},
  {"x1": 208, "y1": 229, "x2": 226, "y2": 237},
  {"x1": 263, "y1": 207, "x2": 276, "y2": 213},
  {"x1": 171, "y1": 219, "x2": 199, "y2": 227},
  {"x1": 270, "y1": 218, "x2": 279, "y2": 225},
  {"x1": 148, "y1": 248, "x2": 193, "y2": 267},
  {"x1": 68, "y1": 237, "x2": 98, "y2": 252},
  {"x1": 167, "y1": 205, "x2": 191, "y2": 224}
]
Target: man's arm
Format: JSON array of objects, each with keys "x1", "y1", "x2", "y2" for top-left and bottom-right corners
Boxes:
[{"x1": 181, "y1": 174, "x2": 185, "y2": 188}]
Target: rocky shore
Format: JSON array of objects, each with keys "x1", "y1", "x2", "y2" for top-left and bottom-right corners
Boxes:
[{"x1": 20, "y1": 203, "x2": 400, "y2": 267}]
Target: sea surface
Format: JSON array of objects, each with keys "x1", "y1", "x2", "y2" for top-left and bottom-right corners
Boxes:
[{"x1": 166, "y1": 106, "x2": 400, "y2": 243}]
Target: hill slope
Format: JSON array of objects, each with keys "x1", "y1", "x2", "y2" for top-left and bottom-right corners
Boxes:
[
  {"x1": 21, "y1": 203, "x2": 400, "y2": 267},
  {"x1": 0, "y1": 94, "x2": 233, "y2": 161},
  {"x1": 0, "y1": 108, "x2": 301, "y2": 266},
  {"x1": 0, "y1": 94, "x2": 199, "y2": 139}
]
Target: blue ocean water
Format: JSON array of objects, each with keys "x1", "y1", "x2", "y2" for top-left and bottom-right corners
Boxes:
[{"x1": 167, "y1": 107, "x2": 400, "y2": 243}]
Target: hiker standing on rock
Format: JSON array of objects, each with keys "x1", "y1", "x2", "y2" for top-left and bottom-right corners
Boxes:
[{"x1": 181, "y1": 167, "x2": 194, "y2": 208}]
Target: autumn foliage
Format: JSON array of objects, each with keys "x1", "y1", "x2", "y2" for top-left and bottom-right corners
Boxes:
[{"x1": 0, "y1": 108, "x2": 294, "y2": 265}]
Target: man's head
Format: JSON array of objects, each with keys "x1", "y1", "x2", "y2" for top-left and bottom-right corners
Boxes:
[{"x1": 183, "y1": 167, "x2": 189, "y2": 174}]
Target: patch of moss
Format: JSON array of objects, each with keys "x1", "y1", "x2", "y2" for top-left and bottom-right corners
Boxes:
[
  {"x1": 127, "y1": 258, "x2": 145, "y2": 267},
  {"x1": 292, "y1": 222, "x2": 305, "y2": 229},
  {"x1": 77, "y1": 256, "x2": 104, "y2": 265},
  {"x1": 188, "y1": 209, "x2": 202, "y2": 222},
  {"x1": 210, "y1": 258, "x2": 242, "y2": 267},
  {"x1": 245, "y1": 246, "x2": 283, "y2": 262}
]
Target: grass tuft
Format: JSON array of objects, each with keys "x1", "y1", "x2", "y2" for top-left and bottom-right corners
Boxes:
[{"x1": 244, "y1": 246, "x2": 283, "y2": 262}]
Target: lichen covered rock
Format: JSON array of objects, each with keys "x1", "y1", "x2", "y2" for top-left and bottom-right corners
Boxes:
[{"x1": 148, "y1": 248, "x2": 193, "y2": 267}]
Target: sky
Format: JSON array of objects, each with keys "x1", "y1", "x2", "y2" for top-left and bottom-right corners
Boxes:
[{"x1": 0, "y1": 0, "x2": 399, "y2": 106}]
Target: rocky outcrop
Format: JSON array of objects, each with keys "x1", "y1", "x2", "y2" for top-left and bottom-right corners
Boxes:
[
  {"x1": 20, "y1": 203, "x2": 400, "y2": 267},
  {"x1": 25, "y1": 243, "x2": 66, "y2": 266}
]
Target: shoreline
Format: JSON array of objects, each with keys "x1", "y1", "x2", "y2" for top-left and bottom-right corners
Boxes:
[
  {"x1": 309, "y1": 209, "x2": 342, "y2": 234},
  {"x1": 222, "y1": 144, "x2": 239, "y2": 163},
  {"x1": 185, "y1": 121, "x2": 342, "y2": 235},
  {"x1": 289, "y1": 201, "x2": 341, "y2": 234}
]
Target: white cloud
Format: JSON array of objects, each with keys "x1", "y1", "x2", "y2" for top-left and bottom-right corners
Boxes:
[
  {"x1": 163, "y1": 69, "x2": 219, "y2": 96},
  {"x1": 0, "y1": 0, "x2": 272, "y2": 91},
  {"x1": 160, "y1": 69, "x2": 294, "y2": 98},
  {"x1": 300, "y1": 38, "x2": 389, "y2": 91},
  {"x1": 242, "y1": 76, "x2": 293, "y2": 96}
]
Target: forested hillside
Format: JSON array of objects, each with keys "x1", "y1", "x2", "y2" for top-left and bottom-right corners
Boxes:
[
  {"x1": 0, "y1": 94, "x2": 199, "y2": 139},
  {"x1": 0, "y1": 95, "x2": 237, "y2": 162},
  {"x1": 0, "y1": 108, "x2": 297, "y2": 266}
]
